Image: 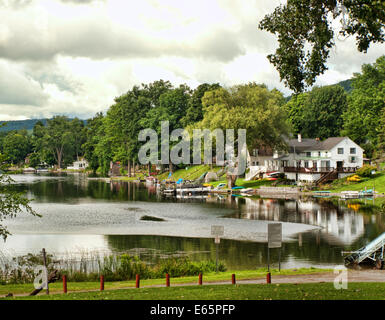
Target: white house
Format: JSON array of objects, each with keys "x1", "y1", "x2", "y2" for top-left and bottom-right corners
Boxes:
[
  {"x1": 247, "y1": 135, "x2": 364, "y2": 182},
  {"x1": 67, "y1": 159, "x2": 89, "y2": 170}
]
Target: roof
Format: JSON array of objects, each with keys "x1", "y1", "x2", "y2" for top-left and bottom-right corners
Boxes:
[{"x1": 288, "y1": 137, "x2": 352, "y2": 153}]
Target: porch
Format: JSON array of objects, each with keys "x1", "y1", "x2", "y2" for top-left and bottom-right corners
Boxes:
[{"x1": 283, "y1": 167, "x2": 357, "y2": 174}]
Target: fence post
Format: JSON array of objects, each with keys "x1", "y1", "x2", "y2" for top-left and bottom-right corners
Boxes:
[
  {"x1": 266, "y1": 272, "x2": 271, "y2": 284},
  {"x1": 136, "y1": 274, "x2": 140, "y2": 288},
  {"x1": 63, "y1": 275, "x2": 67, "y2": 293},
  {"x1": 232, "y1": 274, "x2": 236, "y2": 285},
  {"x1": 166, "y1": 273, "x2": 170, "y2": 287},
  {"x1": 198, "y1": 273, "x2": 202, "y2": 285},
  {"x1": 100, "y1": 275, "x2": 104, "y2": 291}
]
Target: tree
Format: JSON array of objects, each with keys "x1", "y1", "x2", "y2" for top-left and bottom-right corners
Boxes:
[
  {"x1": 140, "y1": 84, "x2": 191, "y2": 173},
  {"x1": 180, "y1": 83, "x2": 221, "y2": 127},
  {"x1": 83, "y1": 113, "x2": 105, "y2": 174},
  {"x1": 0, "y1": 154, "x2": 39, "y2": 240},
  {"x1": 193, "y1": 83, "x2": 290, "y2": 186},
  {"x1": 342, "y1": 55, "x2": 385, "y2": 156},
  {"x1": 286, "y1": 85, "x2": 348, "y2": 139},
  {"x1": 259, "y1": 0, "x2": 385, "y2": 92},
  {"x1": 2, "y1": 130, "x2": 31, "y2": 164},
  {"x1": 377, "y1": 111, "x2": 385, "y2": 159},
  {"x1": 70, "y1": 118, "x2": 86, "y2": 161},
  {"x1": 35, "y1": 116, "x2": 75, "y2": 168}
]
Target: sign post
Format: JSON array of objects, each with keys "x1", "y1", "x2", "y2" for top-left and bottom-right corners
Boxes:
[
  {"x1": 267, "y1": 223, "x2": 282, "y2": 272},
  {"x1": 42, "y1": 248, "x2": 49, "y2": 295},
  {"x1": 211, "y1": 225, "x2": 224, "y2": 273}
]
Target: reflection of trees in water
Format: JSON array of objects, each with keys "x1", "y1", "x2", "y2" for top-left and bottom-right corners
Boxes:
[{"x1": 105, "y1": 233, "x2": 346, "y2": 269}]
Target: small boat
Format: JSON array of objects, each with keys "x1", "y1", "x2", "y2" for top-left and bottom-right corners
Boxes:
[
  {"x1": 214, "y1": 183, "x2": 227, "y2": 190},
  {"x1": 23, "y1": 167, "x2": 36, "y2": 173}
]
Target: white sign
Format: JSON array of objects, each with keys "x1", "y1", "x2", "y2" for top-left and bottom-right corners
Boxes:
[
  {"x1": 211, "y1": 225, "x2": 224, "y2": 237},
  {"x1": 215, "y1": 236, "x2": 220, "y2": 244},
  {"x1": 268, "y1": 223, "x2": 282, "y2": 248}
]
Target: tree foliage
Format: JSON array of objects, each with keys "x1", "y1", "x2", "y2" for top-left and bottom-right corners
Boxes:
[
  {"x1": 195, "y1": 83, "x2": 290, "y2": 151},
  {"x1": 342, "y1": 55, "x2": 385, "y2": 156},
  {"x1": 286, "y1": 84, "x2": 348, "y2": 139},
  {"x1": 259, "y1": 0, "x2": 385, "y2": 92},
  {"x1": 0, "y1": 155, "x2": 39, "y2": 240}
]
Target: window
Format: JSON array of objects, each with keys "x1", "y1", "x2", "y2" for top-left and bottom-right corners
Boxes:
[
  {"x1": 338, "y1": 148, "x2": 344, "y2": 154},
  {"x1": 253, "y1": 149, "x2": 258, "y2": 157},
  {"x1": 350, "y1": 148, "x2": 356, "y2": 154},
  {"x1": 304, "y1": 161, "x2": 309, "y2": 168},
  {"x1": 350, "y1": 156, "x2": 357, "y2": 163},
  {"x1": 306, "y1": 152, "x2": 311, "y2": 157},
  {"x1": 318, "y1": 152, "x2": 321, "y2": 157}
]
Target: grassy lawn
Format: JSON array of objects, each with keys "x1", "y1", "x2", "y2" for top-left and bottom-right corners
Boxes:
[
  {"x1": 0, "y1": 268, "x2": 330, "y2": 296},
  {"x1": 322, "y1": 172, "x2": 385, "y2": 194},
  {"x1": 5, "y1": 282, "x2": 385, "y2": 300}
]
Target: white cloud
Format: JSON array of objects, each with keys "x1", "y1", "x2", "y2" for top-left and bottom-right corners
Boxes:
[{"x1": 0, "y1": 0, "x2": 383, "y2": 120}]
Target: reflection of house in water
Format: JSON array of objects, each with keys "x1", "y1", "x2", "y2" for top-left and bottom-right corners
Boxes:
[{"x1": 239, "y1": 198, "x2": 364, "y2": 245}]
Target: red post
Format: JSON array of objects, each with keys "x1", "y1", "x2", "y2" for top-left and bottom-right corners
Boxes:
[
  {"x1": 198, "y1": 273, "x2": 202, "y2": 285},
  {"x1": 136, "y1": 274, "x2": 140, "y2": 288},
  {"x1": 63, "y1": 275, "x2": 67, "y2": 293},
  {"x1": 166, "y1": 273, "x2": 170, "y2": 287},
  {"x1": 100, "y1": 275, "x2": 104, "y2": 291},
  {"x1": 266, "y1": 272, "x2": 271, "y2": 284},
  {"x1": 232, "y1": 274, "x2": 236, "y2": 285}
]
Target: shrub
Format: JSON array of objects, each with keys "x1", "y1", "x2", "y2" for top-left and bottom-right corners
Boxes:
[{"x1": 356, "y1": 165, "x2": 377, "y2": 177}]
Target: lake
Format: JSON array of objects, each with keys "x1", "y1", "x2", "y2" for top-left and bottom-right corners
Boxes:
[{"x1": 1, "y1": 173, "x2": 384, "y2": 270}]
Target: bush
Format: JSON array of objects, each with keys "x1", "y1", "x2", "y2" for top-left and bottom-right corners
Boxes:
[{"x1": 356, "y1": 165, "x2": 377, "y2": 177}]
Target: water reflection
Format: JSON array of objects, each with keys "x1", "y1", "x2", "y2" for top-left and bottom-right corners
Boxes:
[{"x1": 3, "y1": 173, "x2": 385, "y2": 269}]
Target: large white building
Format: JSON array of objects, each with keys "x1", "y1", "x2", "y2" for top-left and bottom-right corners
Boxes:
[{"x1": 247, "y1": 135, "x2": 364, "y2": 182}]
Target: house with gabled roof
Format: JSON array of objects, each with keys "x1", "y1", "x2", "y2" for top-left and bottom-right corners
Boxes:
[{"x1": 247, "y1": 135, "x2": 364, "y2": 183}]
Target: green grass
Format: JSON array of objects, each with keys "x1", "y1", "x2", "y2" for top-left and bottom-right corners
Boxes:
[
  {"x1": 0, "y1": 268, "x2": 330, "y2": 296},
  {"x1": 6, "y1": 282, "x2": 385, "y2": 300},
  {"x1": 323, "y1": 172, "x2": 385, "y2": 194}
]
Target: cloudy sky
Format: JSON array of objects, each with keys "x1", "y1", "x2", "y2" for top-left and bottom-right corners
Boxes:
[{"x1": 0, "y1": 0, "x2": 384, "y2": 121}]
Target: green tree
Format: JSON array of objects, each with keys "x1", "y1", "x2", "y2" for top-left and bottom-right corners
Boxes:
[
  {"x1": 140, "y1": 84, "x2": 191, "y2": 172},
  {"x1": 2, "y1": 130, "x2": 31, "y2": 165},
  {"x1": 83, "y1": 113, "x2": 105, "y2": 174},
  {"x1": 286, "y1": 85, "x2": 348, "y2": 139},
  {"x1": 35, "y1": 116, "x2": 75, "y2": 168},
  {"x1": 180, "y1": 83, "x2": 221, "y2": 127},
  {"x1": 70, "y1": 118, "x2": 86, "y2": 161},
  {"x1": 342, "y1": 55, "x2": 385, "y2": 156},
  {"x1": 0, "y1": 154, "x2": 39, "y2": 240},
  {"x1": 192, "y1": 83, "x2": 290, "y2": 186},
  {"x1": 259, "y1": 0, "x2": 385, "y2": 92}
]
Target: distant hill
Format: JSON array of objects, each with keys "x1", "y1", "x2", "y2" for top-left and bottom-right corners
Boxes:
[
  {"x1": 336, "y1": 79, "x2": 352, "y2": 93},
  {"x1": 0, "y1": 118, "x2": 87, "y2": 133},
  {"x1": 0, "y1": 119, "x2": 47, "y2": 133},
  {"x1": 284, "y1": 78, "x2": 353, "y2": 102}
]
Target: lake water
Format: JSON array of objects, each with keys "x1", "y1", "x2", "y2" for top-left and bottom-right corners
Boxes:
[{"x1": 1, "y1": 173, "x2": 384, "y2": 270}]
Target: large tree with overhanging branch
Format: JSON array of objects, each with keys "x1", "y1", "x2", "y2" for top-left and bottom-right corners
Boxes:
[{"x1": 259, "y1": 0, "x2": 385, "y2": 93}]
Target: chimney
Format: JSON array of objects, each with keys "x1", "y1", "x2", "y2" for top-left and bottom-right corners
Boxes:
[{"x1": 298, "y1": 134, "x2": 302, "y2": 143}]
